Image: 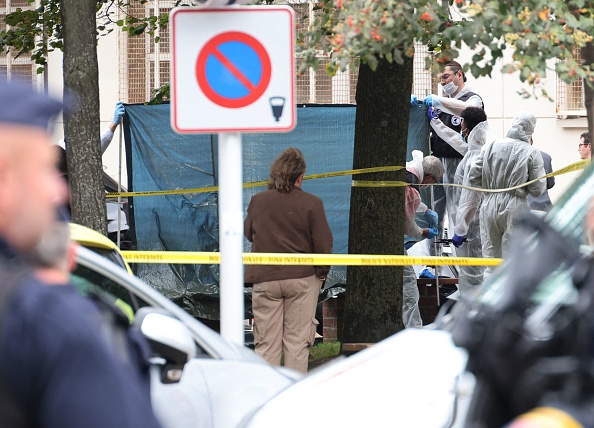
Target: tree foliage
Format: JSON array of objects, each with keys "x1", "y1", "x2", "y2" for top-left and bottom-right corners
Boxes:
[
  {"x1": 296, "y1": 0, "x2": 594, "y2": 99},
  {"x1": 1, "y1": 1, "x2": 594, "y2": 98},
  {"x1": 4, "y1": 0, "x2": 592, "y2": 103}
]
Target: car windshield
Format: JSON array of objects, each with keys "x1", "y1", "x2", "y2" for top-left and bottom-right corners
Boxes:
[
  {"x1": 475, "y1": 161, "x2": 594, "y2": 312},
  {"x1": 70, "y1": 263, "x2": 150, "y2": 313},
  {"x1": 84, "y1": 246, "x2": 128, "y2": 270}
]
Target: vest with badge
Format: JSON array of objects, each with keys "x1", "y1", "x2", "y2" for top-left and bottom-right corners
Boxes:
[{"x1": 430, "y1": 91, "x2": 483, "y2": 158}]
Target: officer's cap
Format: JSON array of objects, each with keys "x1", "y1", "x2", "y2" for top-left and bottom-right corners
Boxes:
[{"x1": 0, "y1": 79, "x2": 63, "y2": 130}]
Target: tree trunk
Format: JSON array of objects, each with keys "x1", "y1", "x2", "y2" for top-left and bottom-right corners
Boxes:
[
  {"x1": 342, "y1": 56, "x2": 414, "y2": 344},
  {"x1": 61, "y1": 0, "x2": 107, "y2": 234}
]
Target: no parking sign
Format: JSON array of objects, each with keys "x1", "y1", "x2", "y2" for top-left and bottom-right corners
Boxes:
[{"x1": 170, "y1": 6, "x2": 295, "y2": 133}]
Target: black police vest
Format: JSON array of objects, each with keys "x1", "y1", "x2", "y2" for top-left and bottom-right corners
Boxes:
[{"x1": 430, "y1": 91, "x2": 483, "y2": 159}]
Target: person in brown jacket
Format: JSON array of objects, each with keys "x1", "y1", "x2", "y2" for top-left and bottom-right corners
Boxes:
[{"x1": 244, "y1": 147, "x2": 333, "y2": 373}]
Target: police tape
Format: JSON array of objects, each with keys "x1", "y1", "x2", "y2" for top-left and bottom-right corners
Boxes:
[
  {"x1": 106, "y1": 165, "x2": 405, "y2": 198},
  {"x1": 106, "y1": 160, "x2": 589, "y2": 198},
  {"x1": 352, "y1": 159, "x2": 591, "y2": 193},
  {"x1": 120, "y1": 251, "x2": 503, "y2": 266}
]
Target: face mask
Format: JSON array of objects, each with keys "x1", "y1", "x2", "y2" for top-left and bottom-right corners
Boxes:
[
  {"x1": 460, "y1": 130, "x2": 467, "y2": 143},
  {"x1": 442, "y1": 79, "x2": 458, "y2": 96}
]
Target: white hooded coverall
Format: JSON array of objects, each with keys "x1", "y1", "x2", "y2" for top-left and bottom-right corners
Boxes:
[
  {"x1": 468, "y1": 113, "x2": 546, "y2": 278},
  {"x1": 452, "y1": 121, "x2": 489, "y2": 297}
]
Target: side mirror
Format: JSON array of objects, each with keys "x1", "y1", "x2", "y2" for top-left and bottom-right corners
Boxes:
[{"x1": 134, "y1": 308, "x2": 197, "y2": 384}]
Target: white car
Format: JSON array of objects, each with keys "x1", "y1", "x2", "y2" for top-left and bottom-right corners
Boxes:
[
  {"x1": 73, "y1": 246, "x2": 301, "y2": 428},
  {"x1": 241, "y1": 327, "x2": 472, "y2": 427}
]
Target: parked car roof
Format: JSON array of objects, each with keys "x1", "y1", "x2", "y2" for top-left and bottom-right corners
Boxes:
[{"x1": 69, "y1": 223, "x2": 132, "y2": 274}]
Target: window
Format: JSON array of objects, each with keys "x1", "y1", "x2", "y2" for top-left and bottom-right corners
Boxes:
[
  {"x1": 119, "y1": 1, "x2": 173, "y2": 103},
  {"x1": 0, "y1": 0, "x2": 37, "y2": 87},
  {"x1": 118, "y1": 1, "x2": 437, "y2": 104},
  {"x1": 556, "y1": 46, "x2": 586, "y2": 117}
]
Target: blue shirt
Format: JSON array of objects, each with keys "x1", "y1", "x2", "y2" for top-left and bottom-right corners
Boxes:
[{"x1": 0, "y1": 241, "x2": 161, "y2": 428}]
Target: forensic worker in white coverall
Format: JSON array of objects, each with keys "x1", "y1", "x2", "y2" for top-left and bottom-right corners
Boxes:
[
  {"x1": 403, "y1": 151, "x2": 444, "y2": 327},
  {"x1": 468, "y1": 111, "x2": 546, "y2": 279},
  {"x1": 450, "y1": 107, "x2": 488, "y2": 298}
]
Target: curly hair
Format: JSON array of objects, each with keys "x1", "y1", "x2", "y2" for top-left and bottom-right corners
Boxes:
[
  {"x1": 267, "y1": 147, "x2": 306, "y2": 193},
  {"x1": 461, "y1": 107, "x2": 487, "y2": 132}
]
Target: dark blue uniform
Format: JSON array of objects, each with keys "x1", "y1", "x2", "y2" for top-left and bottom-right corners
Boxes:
[{"x1": 0, "y1": 241, "x2": 161, "y2": 428}]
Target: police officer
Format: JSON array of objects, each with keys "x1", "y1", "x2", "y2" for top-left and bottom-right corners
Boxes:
[
  {"x1": 0, "y1": 80, "x2": 161, "y2": 427},
  {"x1": 422, "y1": 61, "x2": 484, "y2": 257}
]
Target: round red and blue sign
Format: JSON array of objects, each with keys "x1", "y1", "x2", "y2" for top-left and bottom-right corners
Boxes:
[{"x1": 195, "y1": 31, "x2": 272, "y2": 108}]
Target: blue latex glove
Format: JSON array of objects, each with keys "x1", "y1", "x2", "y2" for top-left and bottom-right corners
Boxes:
[
  {"x1": 410, "y1": 95, "x2": 419, "y2": 106},
  {"x1": 451, "y1": 234, "x2": 467, "y2": 248},
  {"x1": 427, "y1": 107, "x2": 438, "y2": 121},
  {"x1": 419, "y1": 268, "x2": 436, "y2": 279},
  {"x1": 423, "y1": 95, "x2": 441, "y2": 109},
  {"x1": 112, "y1": 101, "x2": 125, "y2": 124},
  {"x1": 424, "y1": 227, "x2": 439, "y2": 239},
  {"x1": 424, "y1": 209, "x2": 438, "y2": 227}
]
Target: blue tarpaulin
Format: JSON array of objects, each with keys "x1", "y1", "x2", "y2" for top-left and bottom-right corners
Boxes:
[{"x1": 123, "y1": 103, "x2": 429, "y2": 318}]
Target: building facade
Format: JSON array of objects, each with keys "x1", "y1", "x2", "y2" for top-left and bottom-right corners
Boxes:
[{"x1": 0, "y1": 0, "x2": 588, "y2": 202}]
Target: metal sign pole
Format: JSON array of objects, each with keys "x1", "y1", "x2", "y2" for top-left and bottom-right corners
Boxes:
[{"x1": 218, "y1": 132, "x2": 245, "y2": 346}]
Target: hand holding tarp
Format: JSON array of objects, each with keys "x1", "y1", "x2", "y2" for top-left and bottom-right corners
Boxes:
[
  {"x1": 423, "y1": 95, "x2": 441, "y2": 109},
  {"x1": 112, "y1": 101, "x2": 125, "y2": 125}
]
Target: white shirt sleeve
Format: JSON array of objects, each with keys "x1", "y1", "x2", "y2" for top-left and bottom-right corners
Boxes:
[
  {"x1": 101, "y1": 127, "x2": 115, "y2": 154},
  {"x1": 438, "y1": 94, "x2": 483, "y2": 116}
]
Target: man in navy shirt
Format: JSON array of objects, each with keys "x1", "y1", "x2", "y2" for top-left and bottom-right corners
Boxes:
[{"x1": 0, "y1": 80, "x2": 161, "y2": 427}]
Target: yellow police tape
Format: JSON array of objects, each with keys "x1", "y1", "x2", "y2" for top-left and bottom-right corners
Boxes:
[
  {"x1": 121, "y1": 251, "x2": 503, "y2": 267},
  {"x1": 106, "y1": 160, "x2": 589, "y2": 199},
  {"x1": 106, "y1": 165, "x2": 405, "y2": 198},
  {"x1": 352, "y1": 159, "x2": 591, "y2": 192}
]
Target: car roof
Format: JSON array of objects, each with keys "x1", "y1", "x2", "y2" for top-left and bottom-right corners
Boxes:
[
  {"x1": 69, "y1": 223, "x2": 132, "y2": 274},
  {"x1": 69, "y1": 223, "x2": 119, "y2": 250}
]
